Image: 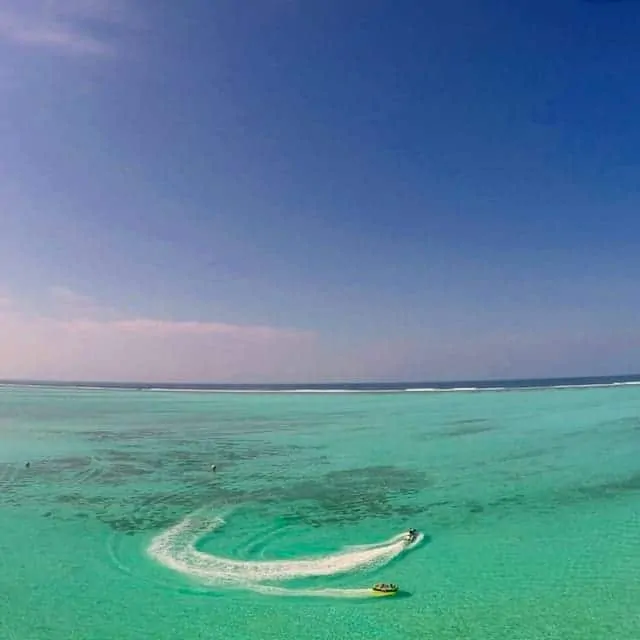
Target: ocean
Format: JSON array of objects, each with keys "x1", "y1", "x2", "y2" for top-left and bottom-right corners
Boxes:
[{"x1": 1, "y1": 377, "x2": 640, "y2": 639}]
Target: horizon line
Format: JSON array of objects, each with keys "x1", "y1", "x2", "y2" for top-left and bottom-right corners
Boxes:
[{"x1": 2, "y1": 372, "x2": 640, "y2": 387}]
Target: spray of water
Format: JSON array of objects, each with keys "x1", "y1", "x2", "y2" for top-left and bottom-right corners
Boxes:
[{"x1": 147, "y1": 511, "x2": 423, "y2": 598}]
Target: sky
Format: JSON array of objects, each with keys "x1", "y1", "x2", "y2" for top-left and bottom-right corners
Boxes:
[{"x1": 1, "y1": 0, "x2": 640, "y2": 383}]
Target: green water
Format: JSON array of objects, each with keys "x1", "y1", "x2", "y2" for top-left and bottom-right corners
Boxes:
[{"x1": 1, "y1": 385, "x2": 639, "y2": 638}]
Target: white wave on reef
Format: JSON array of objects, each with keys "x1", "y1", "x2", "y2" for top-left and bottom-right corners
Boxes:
[
  {"x1": 404, "y1": 387, "x2": 487, "y2": 392},
  {"x1": 147, "y1": 512, "x2": 423, "y2": 598}
]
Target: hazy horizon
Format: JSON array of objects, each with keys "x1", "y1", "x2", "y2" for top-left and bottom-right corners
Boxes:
[{"x1": 2, "y1": 372, "x2": 640, "y2": 388}]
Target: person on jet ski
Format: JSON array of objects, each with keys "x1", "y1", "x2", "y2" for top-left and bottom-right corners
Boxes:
[{"x1": 407, "y1": 528, "x2": 417, "y2": 542}]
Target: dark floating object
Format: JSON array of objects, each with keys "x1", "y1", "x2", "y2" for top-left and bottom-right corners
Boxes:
[{"x1": 25, "y1": 462, "x2": 30, "y2": 468}]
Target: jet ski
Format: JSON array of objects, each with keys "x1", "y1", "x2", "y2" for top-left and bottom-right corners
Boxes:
[
  {"x1": 371, "y1": 583, "x2": 399, "y2": 596},
  {"x1": 405, "y1": 528, "x2": 419, "y2": 543}
]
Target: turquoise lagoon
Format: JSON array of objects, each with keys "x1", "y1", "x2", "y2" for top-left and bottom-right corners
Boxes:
[{"x1": 1, "y1": 382, "x2": 640, "y2": 639}]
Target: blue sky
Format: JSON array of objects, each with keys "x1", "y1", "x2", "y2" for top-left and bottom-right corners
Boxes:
[{"x1": 1, "y1": 0, "x2": 639, "y2": 382}]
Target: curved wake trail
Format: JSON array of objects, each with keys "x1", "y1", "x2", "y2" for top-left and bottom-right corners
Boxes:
[
  {"x1": 252, "y1": 585, "x2": 375, "y2": 598},
  {"x1": 147, "y1": 512, "x2": 423, "y2": 597}
]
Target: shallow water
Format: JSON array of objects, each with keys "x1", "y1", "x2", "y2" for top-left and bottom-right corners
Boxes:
[{"x1": 1, "y1": 384, "x2": 640, "y2": 638}]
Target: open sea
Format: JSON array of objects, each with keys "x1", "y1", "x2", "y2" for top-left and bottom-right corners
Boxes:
[{"x1": 1, "y1": 376, "x2": 640, "y2": 639}]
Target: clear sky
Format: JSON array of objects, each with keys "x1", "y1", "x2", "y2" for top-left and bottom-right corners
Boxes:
[{"x1": 1, "y1": 0, "x2": 639, "y2": 383}]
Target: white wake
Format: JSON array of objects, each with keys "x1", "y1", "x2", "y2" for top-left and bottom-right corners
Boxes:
[{"x1": 147, "y1": 511, "x2": 423, "y2": 597}]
